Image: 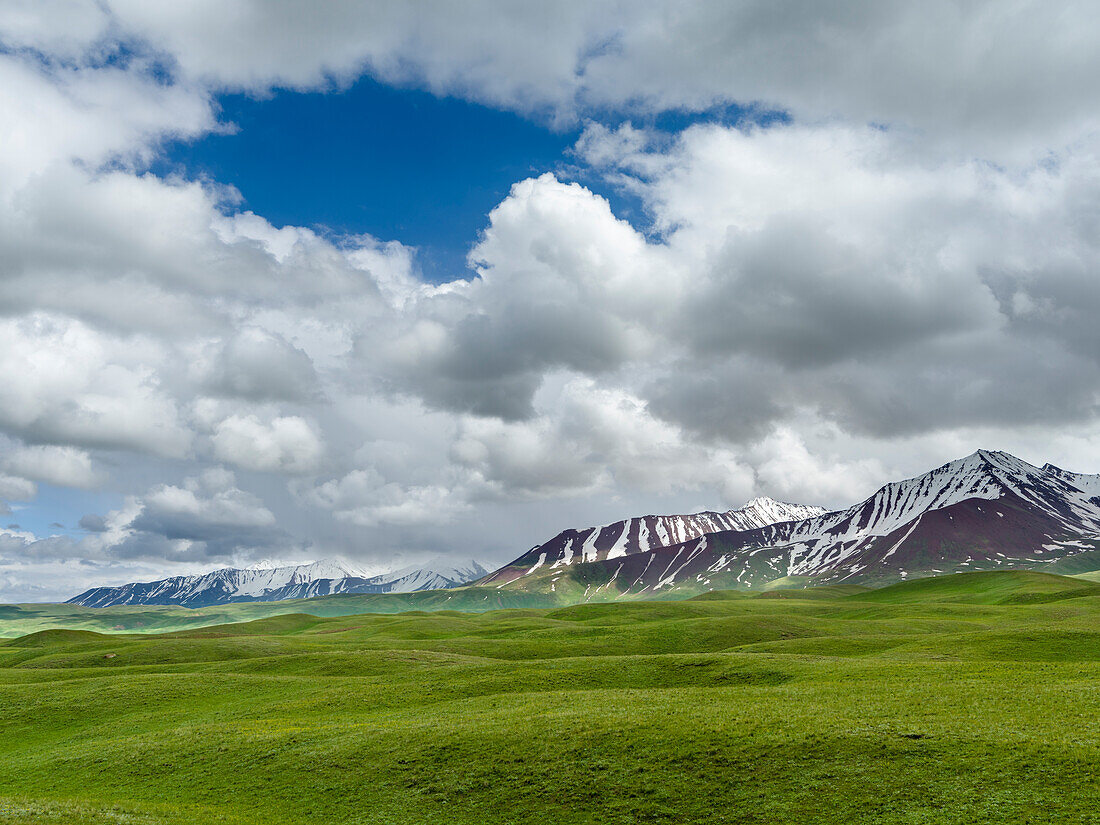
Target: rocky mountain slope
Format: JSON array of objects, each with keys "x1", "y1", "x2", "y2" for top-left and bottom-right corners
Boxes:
[
  {"x1": 68, "y1": 558, "x2": 490, "y2": 608},
  {"x1": 481, "y1": 497, "x2": 826, "y2": 582}
]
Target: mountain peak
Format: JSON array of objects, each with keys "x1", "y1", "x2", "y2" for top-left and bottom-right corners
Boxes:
[
  {"x1": 236, "y1": 558, "x2": 366, "y2": 580},
  {"x1": 733, "y1": 496, "x2": 828, "y2": 526},
  {"x1": 741, "y1": 495, "x2": 783, "y2": 507},
  {"x1": 243, "y1": 559, "x2": 283, "y2": 571},
  {"x1": 955, "y1": 448, "x2": 1022, "y2": 468}
]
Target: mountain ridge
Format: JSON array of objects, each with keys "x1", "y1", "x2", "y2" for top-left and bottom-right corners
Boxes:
[
  {"x1": 485, "y1": 450, "x2": 1100, "y2": 596},
  {"x1": 481, "y1": 495, "x2": 826, "y2": 584},
  {"x1": 67, "y1": 558, "x2": 491, "y2": 608}
]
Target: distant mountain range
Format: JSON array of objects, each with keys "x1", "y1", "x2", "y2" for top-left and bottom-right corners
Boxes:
[
  {"x1": 68, "y1": 559, "x2": 490, "y2": 608},
  {"x1": 485, "y1": 450, "x2": 1100, "y2": 596},
  {"x1": 68, "y1": 450, "x2": 1100, "y2": 608}
]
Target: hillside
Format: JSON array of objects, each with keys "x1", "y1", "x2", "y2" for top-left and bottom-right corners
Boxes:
[
  {"x1": 0, "y1": 586, "x2": 568, "y2": 639},
  {"x1": 851, "y1": 569, "x2": 1100, "y2": 604},
  {"x1": 0, "y1": 570, "x2": 1097, "y2": 823}
]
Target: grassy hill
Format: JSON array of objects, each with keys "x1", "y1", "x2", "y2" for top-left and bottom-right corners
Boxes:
[
  {"x1": 849, "y1": 569, "x2": 1100, "y2": 604},
  {"x1": 0, "y1": 570, "x2": 1098, "y2": 823},
  {"x1": 0, "y1": 586, "x2": 573, "y2": 639}
]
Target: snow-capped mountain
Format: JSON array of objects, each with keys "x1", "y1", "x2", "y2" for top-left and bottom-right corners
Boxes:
[
  {"x1": 381, "y1": 560, "x2": 492, "y2": 594},
  {"x1": 486, "y1": 451, "x2": 1100, "y2": 594},
  {"x1": 480, "y1": 496, "x2": 827, "y2": 583},
  {"x1": 68, "y1": 558, "x2": 491, "y2": 608},
  {"x1": 64, "y1": 451, "x2": 1100, "y2": 608}
]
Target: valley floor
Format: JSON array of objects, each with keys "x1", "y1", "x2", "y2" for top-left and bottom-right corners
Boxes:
[{"x1": 1, "y1": 570, "x2": 1098, "y2": 824}]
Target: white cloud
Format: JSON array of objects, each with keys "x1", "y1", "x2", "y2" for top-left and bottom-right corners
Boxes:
[
  {"x1": 568, "y1": 121, "x2": 1100, "y2": 440},
  {"x1": 369, "y1": 174, "x2": 657, "y2": 419},
  {"x1": 306, "y1": 468, "x2": 471, "y2": 528},
  {"x1": 13, "y1": 1, "x2": 1088, "y2": 159},
  {"x1": 4, "y1": 445, "x2": 102, "y2": 490},
  {"x1": 0, "y1": 0, "x2": 110, "y2": 59},
  {"x1": 0, "y1": 53, "x2": 213, "y2": 190},
  {"x1": 140, "y1": 468, "x2": 276, "y2": 532},
  {"x1": 0, "y1": 315, "x2": 191, "y2": 457},
  {"x1": 749, "y1": 427, "x2": 887, "y2": 507},
  {"x1": 450, "y1": 378, "x2": 756, "y2": 504},
  {"x1": 210, "y1": 414, "x2": 325, "y2": 474},
  {"x1": 194, "y1": 327, "x2": 320, "y2": 403},
  {"x1": 0, "y1": 467, "x2": 293, "y2": 600},
  {"x1": 0, "y1": 474, "x2": 36, "y2": 503}
]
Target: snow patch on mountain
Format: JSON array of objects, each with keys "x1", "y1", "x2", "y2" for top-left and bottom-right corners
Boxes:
[
  {"x1": 382, "y1": 559, "x2": 492, "y2": 593},
  {"x1": 736, "y1": 496, "x2": 831, "y2": 529}
]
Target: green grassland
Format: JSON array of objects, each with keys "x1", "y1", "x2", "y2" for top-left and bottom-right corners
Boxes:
[
  {"x1": 0, "y1": 587, "x2": 572, "y2": 639},
  {"x1": 1, "y1": 570, "x2": 1099, "y2": 824}
]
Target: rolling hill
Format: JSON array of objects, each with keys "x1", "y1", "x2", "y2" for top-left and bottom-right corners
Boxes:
[{"x1": 0, "y1": 569, "x2": 1097, "y2": 824}]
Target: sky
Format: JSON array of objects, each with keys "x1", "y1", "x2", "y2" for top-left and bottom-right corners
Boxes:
[{"x1": 3, "y1": 1, "x2": 1100, "y2": 602}]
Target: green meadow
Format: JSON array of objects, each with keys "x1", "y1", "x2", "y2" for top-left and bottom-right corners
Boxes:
[
  {"x1": 0, "y1": 588, "x2": 566, "y2": 640},
  {"x1": 1, "y1": 570, "x2": 1098, "y2": 824}
]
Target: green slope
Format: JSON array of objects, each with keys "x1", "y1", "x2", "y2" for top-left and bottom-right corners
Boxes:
[
  {"x1": 0, "y1": 586, "x2": 570, "y2": 639},
  {"x1": 2, "y1": 569, "x2": 1093, "y2": 639},
  {"x1": 0, "y1": 570, "x2": 1099, "y2": 823},
  {"x1": 849, "y1": 569, "x2": 1100, "y2": 604}
]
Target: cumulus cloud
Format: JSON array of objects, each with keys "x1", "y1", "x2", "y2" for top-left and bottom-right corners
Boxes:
[
  {"x1": 78, "y1": 513, "x2": 106, "y2": 533},
  {"x1": 370, "y1": 174, "x2": 655, "y2": 419},
  {"x1": 0, "y1": 315, "x2": 191, "y2": 457},
  {"x1": 17, "y1": 468, "x2": 293, "y2": 572},
  {"x1": 450, "y1": 379, "x2": 755, "y2": 504},
  {"x1": 0, "y1": 48, "x2": 214, "y2": 191},
  {"x1": 562, "y1": 121, "x2": 1100, "y2": 441},
  {"x1": 356, "y1": 124, "x2": 1100, "y2": 448},
  {"x1": 195, "y1": 327, "x2": 320, "y2": 403},
  {"x1": 748, "y1": 427, "x2": 888, "y2": 507},
  {"x1": 210, "y1": 414, "x2": 325, "y2": 474},
  {"x1": 302, "y1": 378, "x2": 758, "y2": 535},
  {"x1": 132, "y1": 468, "x2": 277, "y2": 542},
  {"x1": 0, "y1": 474, "x2": 36, "y2": 503},
  {"x1": 348, "y1": 116, "x2": 1100, "y2": 495},
  {"x1": 305, "y1": 468, "x2": 472, "y2": 528},
  {"x1": 13, "y1": 1, "x2": 1090, "y2": 158},
  {"x1": 4, "y1": 445, "x2": 102, "y2": 489},
  {"x1": 0, "y1": 466, "x2": 293, "y2": 588}
]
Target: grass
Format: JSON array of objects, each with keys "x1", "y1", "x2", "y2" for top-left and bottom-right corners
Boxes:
[
  {"x1": 0, "y1": 588, "x2": 572, "y2": 639},
  {"x1": 0, "y1": 570, "x2": 1098, "y2": 823}
]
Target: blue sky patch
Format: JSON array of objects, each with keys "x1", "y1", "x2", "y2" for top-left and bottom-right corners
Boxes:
[{"x1": 152, "y1": 76, "x2": 781, "y2": 282}]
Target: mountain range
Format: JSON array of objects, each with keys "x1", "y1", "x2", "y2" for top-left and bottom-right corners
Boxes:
[
  {"x1": 488, "y1": 496, "x2": 825, "y2": 578},
  {"x1": 485, "y1": 450, "x2": 1100, "y2": 597},
  {"x1": 67, "y1": 450, "x2": 1100, "y2": 607},
  {"x1": 68, "y1": 559, "x2": 491, "y2": 608}
]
